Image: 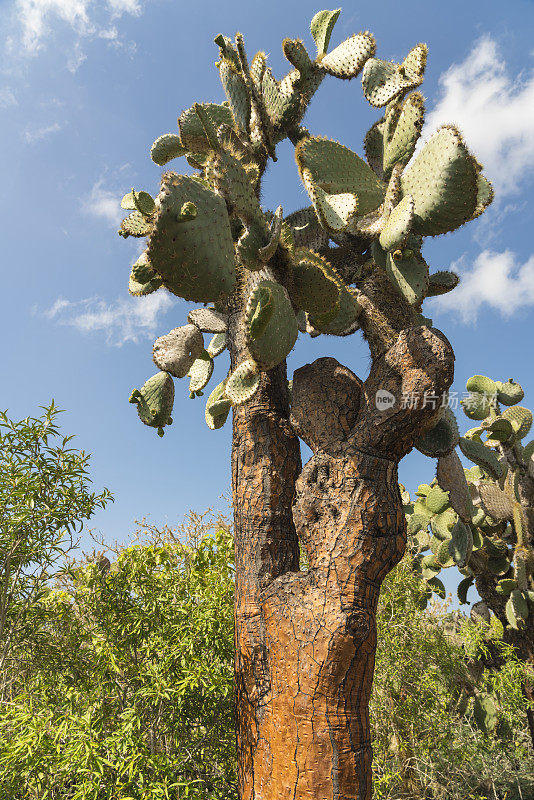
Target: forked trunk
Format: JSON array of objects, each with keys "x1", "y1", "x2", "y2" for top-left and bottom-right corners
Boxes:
[{"x1": 230, "y1": 291, "x2": 454, "y2": 799}]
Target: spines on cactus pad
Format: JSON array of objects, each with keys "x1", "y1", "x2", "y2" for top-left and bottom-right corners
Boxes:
[
  {"x1": 119, "y1": 211, "x2": 153, "y2": 238},
  {"x1": 205, "y1": 379, "x2": 232, "y2": 430},
  {"x1": 152, "y1": 325, "x2": 205, "y2": 379},
  {"x1": 426, "y1": 271, "x2": 460, "y2": 297},
  {"x1": 361, "y1": 43, "x2": 427, "y2": 107},
  {"x1": 496, "y1": 379, "x2": 524, "y2": 406},
  {"x1": 129, "y1": 371, "x2": 174, "y2": 437},
  {"x1": 129, "y1": 253, "x2": 163, "y2": 296},
  {"x1": 305, "y1": 251, "x2": 362, "y2": 335},
  {"x1": 300, "y1": 168, "x2": 358, "y2": 233},
  {"x1": 310, "y1": 8, "x2": 341, "y2": 57},
  {"x1": 283, "y1": 207, "x2": 328, "y2": 251},
  {"x1": 400, "y1": 125, "x2": 483, "y2": 236},
  {"x1": 226, "y1": 359, "x2": 261, "y2": 405},
  {"x1": 147, "y1": 172, "x2": 236, "y2": 303},
  {"x1": 317, "y1": 31, "x2": 376, "y2": 79},
  {"x1": 379, "y1": 194, "x2": 414, "y2": 251},
  {"x1": 363, "y1": 117, "x2": 385, "y2": 178},
  {"x1": 385, "y1": 246, "x2": 429, "y2": 306},
  {"x1": 188, "y1": 351, "x2": 214, "y2": 395},
  {"x1": 150, "y1": 134, "x2": 187, "y2": 166},
  {"x1": 295, "y1": 135, "x2": 386, "y2": 215},
  {"x1": 245, "y1": 279, "x2": 298, "y2": 369},
  {"x1": 178, "y1": 102, "x2": 234, "y2": 153},
  {"x1": 415, "y1": 406, "x2": 459, "y2": 457},
  {"x1": 382, "y1": 92, "x2": 425, "y2": 180},
  {"x1": 289, "y1": 249, "x2": 340, "y2": 315},
  {"x1": 458, "y1": 436, "x2": 505, "y2": 480},
  {"x1": 188, "y1": 308, "x2": 228, "y2": 333},
  {"x1": 121, "y1": 189, "x2": 156, "y2": 216},
  {"x1": 207, "y1": 332, "x2": 227, "y2": 358},
  {"x1": 218, "y1": 58, "x2": 251, "y2": 134}
]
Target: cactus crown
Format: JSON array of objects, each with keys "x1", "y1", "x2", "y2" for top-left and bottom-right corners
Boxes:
[{"x1": 119, "y1": 9, "x2": 493, "y2": 434}]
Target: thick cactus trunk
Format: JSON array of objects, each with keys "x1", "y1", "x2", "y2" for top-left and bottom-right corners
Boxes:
[{"x1": 229, "y1": 294, "x2": 454, "y2": 799}]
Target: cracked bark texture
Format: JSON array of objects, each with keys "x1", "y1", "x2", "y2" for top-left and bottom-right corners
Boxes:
[{"x1": 228, "y1": 264, "x2": 455, "y2": 800}]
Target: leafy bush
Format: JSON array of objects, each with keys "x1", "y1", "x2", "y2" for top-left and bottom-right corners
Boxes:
[{"x1": 0, "y1": 517, "x2": 532, "y2": 799}]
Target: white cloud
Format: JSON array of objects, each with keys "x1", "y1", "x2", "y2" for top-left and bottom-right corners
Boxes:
[
  {"x1": 0, "y1": 87, "x2": 17, "y2": 107},
  {"x1": 24, "y1": 120, "x2": 63, "y2": 142},
  {"x1": 10, "y1": 0, "x2": 144, "y2": 59},
  {"x1": 422, "y1": 36, "x2": 534, "y2": 197},
  {"x1": 44, "y1": 292, "x2": 176, "y2": 345},
  {"x1": 82, "y1": 177, "x2": 124, "y2": 227},
  {"x1": 429, "y1": 249, "x2": 534, "y2": 321}
]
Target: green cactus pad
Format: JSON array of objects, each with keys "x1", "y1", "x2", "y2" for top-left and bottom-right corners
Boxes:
[
  {"x1": 379, "y1": 194, "x2": 414, "y2": 251},
  {"x1": 505, "y1": 589, "x2": 529, "y2": 630},
  {"x1": 147, "y1": 173, "x2": 236, "y2": 303},
  {"x1": 119, "y1": 211, "x2": 152, "y2": 238},
  {"x1": 283, "y1": 208, "x2": 326, "y2": 251},
  {"x1": 382, "y1": 92, "x2": 425, "y2": 179},
  {"x1": 425, "y1": 485, "x2": 450, "y2": 514},
  {"x1": 470, "y1": 172, "x2": 495, "y2": 221},
  {"x1": 128, "y1": 253, "x2": 163, "y2": 296},
  {"x1": 152, "y1": 324, "x2": 205, "y2": 379},
  {"x1": 415, "y1": 407, "x2": 460, "y2": 457},
  {"x1": 502, "y1": 406, "x2": 533, "y2": 440},
  {"x1": 282, "y1": 38, "x2": 314, "y2": 73},
  {"x1": 245, "y1": 280, "x2": 298, "y2": 369},
  {"x1": 450, "y1": 519, "x2": 473, "y2": 568},
  {"x1": 301, "y1": 169, "x2": 358, "y2": 233},
  {"x1": 250, "y1": 51, "x2": 267, "y2": 92},
  {"x1": 318, "y1": 31, "x2": 376, "y2": 79},
  {"x1": 150, "y1": 134, "x2": 187, "y2": 166},
  {"x1": 290, "y1": 251, "x2": 340, "y2": 315},
  {"x1": 466, "y1": 375, "x2": 497, "y2": 396},
  {"x1": 178, "y1": 102, "x2": 234, "y2": 153},
  {"x1": 473, "y1": 694, "x2": 498, "y2": 734},
  {"x1": 363, "y1": 118, "x2": 385, "y2": 178},
  {"x1": 206, "y1": 332, "x2": 227, "y2": 358},
  {"x1": 461, "y1": 391, "x2": 494, "y2": 421},
  {"x1": 478, "y1": 483, "x2": 514, "y2": 521},
  {"x1": 385, "y1": 248, "x2": 428, "y2": 306},
  {"x1": 207, "y1": 147, "x2": 262, "y2": 225},
  {"x1": 496, "y1": 379, "x2": 524, "y2": 406},
  {"x1": 218, "y1": 59, "x2": 251, "y2": 133},
  {"x1": 247, "y1": 284, "x2": 274, "y2": 340},
  {"x1": 430, "y1": 509, "x2": 456, "y2": 541},
  {"x1": 496, "y1": 578, "x2": 518, "y2": 596},
  {"x1": 121, "y1": 190, "x2": 155, "y2": 216},
  {"x1": 259, "y1": 206, "x2": 283, "y2": 262},
  {"x1": 261, "y1": 67, "x2": 293, "y2": 127},
  {"x1": 129, "y1": 371, "x2": 174, "y2": 437},
  {"x1": 304, "y1": 251, "x2": 362, "y2": 335},
  {"x1": 400, "y1": 125, "x2": 479, "y2": 237},
  {"x1": 205, "y1": 380, "x2": 231, "y2": 430},
  {"x1": 436, "y1": 450, "x2": 475, "y2": 522},
  {"x1": 188, "y1": 308, "x2": 228, "y2": 333},
  {"x1": 226, "y1": 359, "x2": 261, "y2": 405},
  {"x1": 458, "y1": 436, "x2": 504, "y2": 480},
  {"x1": 457, "y1": 576, "x2": 474, "y2": 605},
  {"x1": 236, "y1": 221, "x2": 268, "y2": 271},
  {"x1": 426, "y1": 271, "x2": 460, "y2": 297},
  {"x1": 361, "y1": 43, "x2": 427, "y2": 107},
  {"x1": 296, "y1": 136, "x2": 386, "y2": 216},
  {"x1": 188, "y1": 352, "x2": 214, "y2": 394},
  {"x1": 214, "y1": 34, "x2": 241, "y2": 71},
  {"x1": 310, "y1": 8, "x2": 341, "y2": 56},
  {"x1": 483, "y1": 416, "x2": 514, "y2": 444}
]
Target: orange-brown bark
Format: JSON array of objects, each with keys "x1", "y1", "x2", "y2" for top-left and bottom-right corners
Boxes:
[{"x1": 230, "y1": 270, "x2": 454, "y2": 800}]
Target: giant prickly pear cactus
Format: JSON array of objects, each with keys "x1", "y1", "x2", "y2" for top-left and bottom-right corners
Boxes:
[
  {"x1": 404, "y1": 375, "x2": 534, "y2": 746},
  {"x1": 119, "y1": 9, "x2": 493, "y2": 799}
]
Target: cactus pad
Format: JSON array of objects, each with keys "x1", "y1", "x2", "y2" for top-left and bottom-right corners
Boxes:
[
  {"x1": 121, "y1": 190, "x2": 156, "y2": 216},
  {"x1": 245, "y1": 280, "x2": 298, "y2": 369},
  {"x1": 207, "y1": 332, "x2": 227, "y2": 358},
  {"x1": 426, "y1": 271, "x2": 460, "y2": 297},
  {"x1": 473, "y1": 694, "x2": 498, "y2": 734},
  {"x1": 436, "y1": 450, "x2": 474, "y2": 522},
  {"x1": 385, "y1": 248, "x2": 428, "y2": 305},
  {"x1": 318, "y1": 31, "x2": 376, "y2": 79},
  {"x1": 505, "y1": 589, "x2": 529, "y2": 630},
  {"x1": 362, "y1": 43, "x2": 427, "y2": 107},
  {"x1": 148, "y1": 173, "x2": 236, "y2": 303},
  {"x1": 296, "y1": 136, "x2": 386, "y2": 215},
  {"x1": 219, "y1": 59, "x2": 251, "y2": 133},
  {"x1": 461, "y1": 391, "x2": 494, "y2": 421},
  {"x1": 129, "y1": 253, "x2": 163, "y2": 296},
  {"x1": 226, "y1": 359, "x2": 261, "y2": 405},
  {"x1": 188, "y1": 308, "x2": 228, "y2": 333},
  {"x1": 150, "y1": 134, "x2": 187, "y2": 166},
  {"x1": 400, "y1": 125, "x2": 480, "y2": 236},
  {"x1": 129, "y1": 371, "x2": 174, "y2": 437},
  {"x1": 178, "y1": 102, "x2": 234, "y2": 153},
  {"x1": 478, "y1": 483, "x2": 514, "y2": 521},
  {"x1": 301, "y1": 169, "x2": 358, "y2": 233},
  {"x1": 459, "y1": 436, "x2": 504, "y2": 480},
  {"x1": 497, "y1": 379, "x2": 524, "y2": 406},
  {"x1": 290, "y1": 250, "x2": 340, "y2": 315},
  {"x1": 152, "y1": 325, "x2": 205, "y2": 379},
  {"x1": 415, "y1": 407, "x2": 459, "y2": 457},
  {"x1": 502, "y1": 406, "x2": 533, "y2": 440},
  {"x1": 310, "y1": 8, "x2": 341, "y2": 56},
  {"x1": 379, "y1": 194, "x2": 414, "y2": 251},
  {"x1": 382, "y1": 92, "x2": 425, "y2": 179},
  {"x1": 119, "y1": 211, "x2": 153, "y2": 238},
  {"x1": 188, "y1": 352, "x2": 214, "y2": 394},
  {"x1": 205, "y1": 380, "x2": 231, "y2": 430},
  {"x1": 363, "y1": 118, "x2": 385, "y2": 178}
]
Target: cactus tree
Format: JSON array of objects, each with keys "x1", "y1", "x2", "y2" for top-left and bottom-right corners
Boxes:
[{"x1": 119, "y1": 9, "x2": 493, "y2": 799}]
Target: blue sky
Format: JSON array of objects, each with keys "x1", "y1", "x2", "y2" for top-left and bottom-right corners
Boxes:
[{"x1": 2, "y1": 0, "x2": 534, "y2": 588}]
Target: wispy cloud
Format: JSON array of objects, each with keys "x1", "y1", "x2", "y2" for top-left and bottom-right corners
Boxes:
[
  {"x1": 82, "y1": 177, "x2": 124, "y2": 228},
  {"x1": 0, "y1": 87, "x2": 17, "y2": 107},
  {"x1": 24, "y1": 120, "x2": 63, "y2": 142},
  {"x1": 44, "y1": 292, "x2": 176, "y2": 345},
  {"x1": 429, "y1": 250, "x2": 534, "y2": 322},
  {"x1": 423, "y1": 35, "x2": 534, "y2": 197},
  {"x1": 8, "y1": 0, "x2": 144, "y2": 63}
]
